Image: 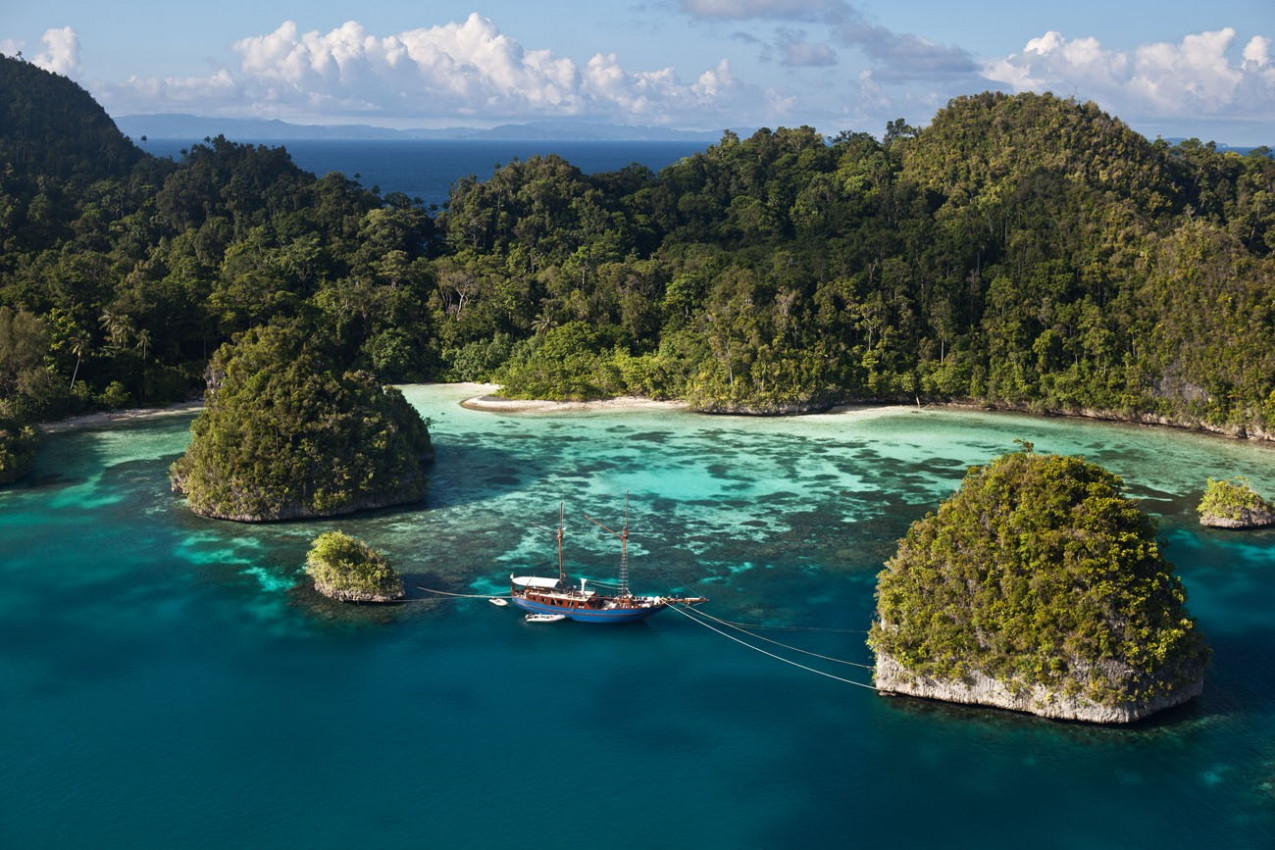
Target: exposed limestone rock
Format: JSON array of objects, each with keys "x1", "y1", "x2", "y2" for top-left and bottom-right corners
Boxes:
[
  {"x1": 1199, "y1": 506, "x2": 1275, "y2": 529},
  {"x1": 874, "y1": 653, "x2": 1205, "y2": 724},
  {"x1": 311, "y1": 579, "x2": 404, "y2": 604}
]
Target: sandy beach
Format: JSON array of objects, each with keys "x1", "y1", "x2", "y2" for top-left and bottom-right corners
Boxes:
[
  {"x1": 459, "y1": 385, "x2": 688, "y2": 414},
  {"x1": 36, "y1": 384, "x2": 906, "y2": 434},
  {"x1": 38, "y1": 401, "x2": 204, "y2": 434}
]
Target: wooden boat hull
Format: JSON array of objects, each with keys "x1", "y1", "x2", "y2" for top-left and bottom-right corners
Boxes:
[{"x1": 510, "y1": 594, "x2": 666, "y2": 624}]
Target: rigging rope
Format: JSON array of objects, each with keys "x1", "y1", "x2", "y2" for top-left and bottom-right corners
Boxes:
[
  {"x1": 416, "y1": 585, "x2": 510, "y2": 599},
  {"x1": 668, "y1": 604, "x2": 879, "y2": 691},
  {"x1": 687, "y1": 605, "x2": 875, "y2": 670},
  {"x1": 697, "y1": 611, "x2": 868, "y2": 635}
]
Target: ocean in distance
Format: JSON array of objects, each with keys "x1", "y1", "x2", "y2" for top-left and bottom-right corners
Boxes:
[
  {"x1": 2, "y1": 384, "x2": 1274, "y2": 848},
  {"x1": 143, "y1": 138, "x2": 711, "y2": 210}
]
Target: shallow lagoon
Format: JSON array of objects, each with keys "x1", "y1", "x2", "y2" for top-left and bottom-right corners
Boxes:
[{"x1": 2, "y1": 384, "x2": 1273, "y2": 848}]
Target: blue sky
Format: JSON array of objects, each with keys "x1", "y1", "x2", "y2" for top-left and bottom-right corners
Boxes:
[{"x1": 2, "y1": 1, "x2": 1272, "y2": 143}]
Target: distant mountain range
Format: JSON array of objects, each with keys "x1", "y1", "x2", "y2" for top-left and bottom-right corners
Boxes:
[{"x1": 114, "y1": 113, "x2": 732, "y2": 143}]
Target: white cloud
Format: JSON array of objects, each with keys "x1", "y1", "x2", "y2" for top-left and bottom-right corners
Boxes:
[
  {"x1": 984, "y1": 28, "x2": 1275, "y2": 124},
  {"x1": 99, "y1": 15, "x2": 750, "y2": 126},
  {"x1": 121, "y1": 68, "x2": 241, "y2": 108},
  {"x1": 33, "y1": 27, "x2": 80, "y2": 77},
  {"x1": 1243, "y1": 35, "x2": 1271, "y2": 67},
  {"x1": 1129, "y1": 29, "x2": 1242, "y2": 109}
]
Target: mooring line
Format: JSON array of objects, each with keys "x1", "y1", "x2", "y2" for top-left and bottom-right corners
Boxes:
[
  {"x1": 668, "y1": 604, "x2": 878, "y2": 691},
  {"x1": 417, "y1": 585, "x2": 510, "y2": 600},
  {"x1": 712, "y1": 619, "x2": 870, "y2": 635},
  {"x1": 687, "y1": 605, "x2": 875, "y2": 670}
]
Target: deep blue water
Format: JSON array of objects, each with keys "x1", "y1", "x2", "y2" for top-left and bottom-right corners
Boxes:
[
  {"x1": 143, "y1": 138, "x2": 708, "y2": 210},
  {"x1": 3, "y1": 385, "x2": 1275, "y2": 848}
]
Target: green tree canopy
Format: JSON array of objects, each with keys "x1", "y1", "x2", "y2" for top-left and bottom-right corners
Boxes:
[
  {"x1": 305, "y1": 530, "x2": 404, "y2": 602},
  {"x1": 1197, "y1": 476, "x2": 1274, "y2": 527},
  {"x1": 869, "y1": 448, "x2": 1208, "y2": 709},
  {"x1": 169, "y1": 322, "x2": 433, "y2": 521}
]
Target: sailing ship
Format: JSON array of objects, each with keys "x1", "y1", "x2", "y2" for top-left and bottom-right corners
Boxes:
[{"x1": 509, "y1": 497, "x2": 707, "y2": 624}]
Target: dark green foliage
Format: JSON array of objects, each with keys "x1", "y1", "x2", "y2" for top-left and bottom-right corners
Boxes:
[
  {"x1": 5, "y1": 54, "x2": 1275, "y2": 470},
  {"x1": 0, "y1": 55, "x2": 142, "y2": 185},
  {"x1": 169, "y1": 324, "x2": 433, "y2": 521},
  {"x1": 869, "y1": 449, "x2": 1208, "y2": 706},
  {"x1": 0, "y1": 412, "x2": 39, "y2": 485},
  {"x1": 305, "y1": 530, "x2": 404, "y2": 601}
]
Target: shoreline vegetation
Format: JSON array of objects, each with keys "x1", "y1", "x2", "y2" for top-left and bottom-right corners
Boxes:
[
  {"x1": 35, "y1": 383, "x2": 1275, "y2": 448},
  {"x1": 6, "y1": 55, "x2": 1275, "y2": 494}
]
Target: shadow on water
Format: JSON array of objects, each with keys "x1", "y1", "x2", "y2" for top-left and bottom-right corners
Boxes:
[{"x1": 20, "y1": 414, "x2": 195, "y2": 493}]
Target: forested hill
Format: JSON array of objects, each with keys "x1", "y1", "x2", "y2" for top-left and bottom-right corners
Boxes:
[
  {"x1": 434, "y1": 93, "x2": 1274, "y2": 428},
  {"x1": 2, "y1": 54, "x2": 1275, "y2": 474},
  {"x1": 0, "y1": 56, "x2": 142, "y2": 183}
]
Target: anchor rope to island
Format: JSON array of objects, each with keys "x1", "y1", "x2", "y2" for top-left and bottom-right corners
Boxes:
[
  {"x1": 684, "y1": 605, "x2": 875, "y2": 670},
  {"x1": 593, "y1": 577, "x2": 868, "y2": 635},
  {"x1": 417, "y1": 585, "x2": 508, "y2": 600},
  {"x1": 667, "y1": 604, "x2": 879, "y2": 691}
]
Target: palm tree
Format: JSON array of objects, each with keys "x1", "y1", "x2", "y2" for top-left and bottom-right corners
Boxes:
[
  {"x1": 99, "y1": 308, "x2": 133, "y2": 353},
  {"x1": 135, "y1": 327, "x2": 151, "y2": 362},
  {"x1": 135, "y1": 328, "x2": 152, "y2": 401},
  {"x1": 68, "y1": 333, "x2": 88, "y2": 390}
]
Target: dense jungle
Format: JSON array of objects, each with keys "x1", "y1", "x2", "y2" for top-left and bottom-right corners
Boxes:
[{"x1": 2, "y1": 53, "x2": 1273, "y2": 482}]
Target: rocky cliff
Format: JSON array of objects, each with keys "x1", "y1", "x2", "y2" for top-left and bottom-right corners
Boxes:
[{"x1": 874, "y1": 653, "x2": 1205, "y2": 724}]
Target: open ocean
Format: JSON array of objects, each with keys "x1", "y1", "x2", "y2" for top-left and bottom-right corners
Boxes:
[
  {"x1": 143, "y1": 138, "x2": 711, "y2": 210},
  {"x1": 2, "y1": 384, "x2": 1275, "y2": 848}
]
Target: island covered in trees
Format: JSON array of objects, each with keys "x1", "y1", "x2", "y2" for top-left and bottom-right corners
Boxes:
[
  {"x1": 305, "y1": 530, "x2": 405, "y2": 603},
  {"x1": 1197, "y1": 476, "x2": 1275, "y2": 529},
  {"x1": 2, "y1": 53, "x2": 1275, "y2": 488},
  {"x1": 169, "y1": 322, "x2": 433, "y2": 521},
  {"x1": 870, "y1": 447, "x2": 1209, "y2": 723}
]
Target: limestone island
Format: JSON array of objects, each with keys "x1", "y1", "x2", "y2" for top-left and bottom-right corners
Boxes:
[
  {"x1": 305, "y1": 531, "x2": 404, "y2": 602},
  {"x1": 1197, "y1": 477, "x2": 1275, "y2": 529},
  {"x1": 868, "y1": 446, "x2": 1208, "y2": 724},
  {"x1": 169, "y1": 324, "x2": 434, "y2": 522}
]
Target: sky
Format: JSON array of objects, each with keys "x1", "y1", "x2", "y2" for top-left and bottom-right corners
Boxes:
[{"x1": 2, "y1": 1, "x2": 1273, "y2": 144}]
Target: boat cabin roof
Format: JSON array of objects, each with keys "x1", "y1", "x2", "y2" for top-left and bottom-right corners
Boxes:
[{"x1": 511, "y1": 575, "x2": 562, "y2": 589}]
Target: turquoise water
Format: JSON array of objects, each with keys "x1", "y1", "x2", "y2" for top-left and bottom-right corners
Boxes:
[{"x1": 2, "y1": 385, "x2": 1274, "y2": 848}]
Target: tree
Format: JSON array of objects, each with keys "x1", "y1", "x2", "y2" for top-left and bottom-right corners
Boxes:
[{"x1": 0, "y1": 306, "x2": 49, "y2": 396}]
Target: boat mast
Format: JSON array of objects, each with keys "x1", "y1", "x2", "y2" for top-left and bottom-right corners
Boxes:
[
  {"x1": 556, "y1": 500, "x2": 565, "y2": 584},
  {"x1": 586, "y1": 492, "x2": 631, "y2": 599},
  {"x1": 619, "y1": 493, "x2": 630, "y2": 598}
]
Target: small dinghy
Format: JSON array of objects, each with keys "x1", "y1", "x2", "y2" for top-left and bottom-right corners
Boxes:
[
  {"x1": 524, "y1": 613, "x2": 567, "y2": 623},
  {"x1": 488, "y1": 597, "x2": 509, "y2": 607}
]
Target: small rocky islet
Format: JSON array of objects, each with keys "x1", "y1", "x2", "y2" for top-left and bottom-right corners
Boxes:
[
  {"x1": 305, "y1": 530, "x2": 405, "y2": 603},
  {"x1": 1196, "y1": 477, "x2": 1275, "y2": 529}
]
